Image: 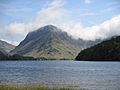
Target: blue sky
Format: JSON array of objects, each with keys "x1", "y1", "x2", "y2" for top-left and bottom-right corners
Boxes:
[
  {"x1": 0, "y1": 0, "x2": 119, "y2": 26},
  {"x1": 0, "y1": 0, "x2": 120, "y2": 45}
]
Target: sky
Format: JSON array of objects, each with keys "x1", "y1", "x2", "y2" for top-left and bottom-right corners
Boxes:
[{"x1": 0, "y1": 0, "x2": 120, "y2": 45}]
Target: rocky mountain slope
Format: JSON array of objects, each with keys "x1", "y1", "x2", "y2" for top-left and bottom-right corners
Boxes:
[
  {"x1": 11, "y1": 25, "x2": 100, "y2": 60},
  {"x1": 0, "y1": 40, "x2": 15, "y2": 52}
]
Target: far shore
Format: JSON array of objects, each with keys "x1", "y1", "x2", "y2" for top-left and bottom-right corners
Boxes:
[{"x1": 0, "y1": 59, "x2": 120, "y2": 62}]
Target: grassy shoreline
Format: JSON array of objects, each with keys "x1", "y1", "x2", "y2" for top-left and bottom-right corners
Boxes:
[{"x1": 0, "y1": 84, "x2": 85, "y2": 90}]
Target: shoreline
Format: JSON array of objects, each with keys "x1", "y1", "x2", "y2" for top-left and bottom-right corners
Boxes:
[
  {"x1": 0, "y1": 84, "x2": 84, "y2": 90},
  {"x1": 0, "y1": 60, "x2": 120, "y2": 62}
]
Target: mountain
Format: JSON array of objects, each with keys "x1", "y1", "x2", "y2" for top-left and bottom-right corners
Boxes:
[
  {"x1": 0, "y1": 51, "x2": 9, "y2": 60},
  {"x1": 0, "y1": 50, "x2": 35, "y2": 60},
  {"x1": 75, "y1": 36, "x2": 120, "y2": 61},
  {"x1": 11, "y1": 25, "x2": 100, "y2": 60},
  {"x1": 0, "y1": 40, "x2": 15, "y2": 52}
]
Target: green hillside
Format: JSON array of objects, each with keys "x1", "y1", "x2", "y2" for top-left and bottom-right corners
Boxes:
[
  {"x1": 75, "y1": 36, "x2": 120, "y2": 61},
  {"x1": 11, "y1": 25, "x2": 98, "y2": 60}
]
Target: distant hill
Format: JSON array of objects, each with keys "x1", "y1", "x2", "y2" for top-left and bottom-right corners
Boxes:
[
  {"x1": 75, "y1": 36, "x2": 120, "y2": 61},
  {"x1": 0, "y1": 40, "x2": 35, "y2": 60},
  {"x1": 0, "y1": 51, "x2": 9, "y2": 59},
  {"x1": 0, "y1": 51, "x2": 35, "y2": 60},
  {"x1": 11, "y1": 25, "x2": 100, "y2": 60},
  {"x1": 0, "y1": 40, "x2": 15, "y2": 52}
]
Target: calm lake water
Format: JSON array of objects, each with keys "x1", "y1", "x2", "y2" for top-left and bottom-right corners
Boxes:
[{"x1": 0, "y1": 61, "x2": 120, "y2": 90}]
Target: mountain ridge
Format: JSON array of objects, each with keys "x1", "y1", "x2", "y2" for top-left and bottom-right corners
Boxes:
[
  {"x1": 0, "y1": 40, "x2": 15, "y2": 53},
  {"x1": 11, "y1": 25, "x2": 100, "y2": 60}
]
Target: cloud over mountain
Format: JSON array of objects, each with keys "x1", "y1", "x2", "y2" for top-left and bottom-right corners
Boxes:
[
  {"x1": 1, "y1": 0, "x2": 120, "y2": 45},
  {"x1": 62, "y1": 15, "x2": 120, "y2": 41}
]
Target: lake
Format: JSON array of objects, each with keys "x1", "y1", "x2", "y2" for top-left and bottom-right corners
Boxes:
[{"x1": 0, "y1": 61, "x2": 120, "y2": 90}]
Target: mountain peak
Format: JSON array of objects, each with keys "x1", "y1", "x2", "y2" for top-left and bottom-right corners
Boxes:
[
  {"x1": 25, "y1": 25, "x2": 62, "y2": 41},
  {"x1": 40, "y1": 25, "x2": 61, "y2": 32},
  {"x1": 27, "y1": 25, "x2": 61, "y2": 37},
  {"x1": 43, "y1": 25, "x2": 57, "y2": 28},
  {"x1": 11, "y1": 25, "x2": 100, "y2": 60}
]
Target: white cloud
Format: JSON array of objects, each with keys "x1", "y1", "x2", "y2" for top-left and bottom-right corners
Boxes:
[
  {"x1": 33, "y1": 0, "x2": 67, "y2": 29},
  {"x1": 84, "y1": 0, "x2": 92, "y2": 4},
  {"x1": 61, "y1": 15, "x2": 120, "y2": 41},
  {"x1": 6, "y1": 0, "x2": 67, "y2": 36},
  {"x1": 1, "y1": 38, "x2": 19, "y2": 46},
  {"x1": 8, "y1": 22, "x2": 27, "y2": 35},
  {"x1": 1, "y1": 0, "x2": 120, "y2": 45}
]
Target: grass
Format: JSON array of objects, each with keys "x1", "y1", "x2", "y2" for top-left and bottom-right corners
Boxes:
[
  {"x1": 0, "y1": 84, "x2": 85, "y2": 90},
  {"x1": 24, "y1": 38, "x2": 82, "y2": 60}
]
